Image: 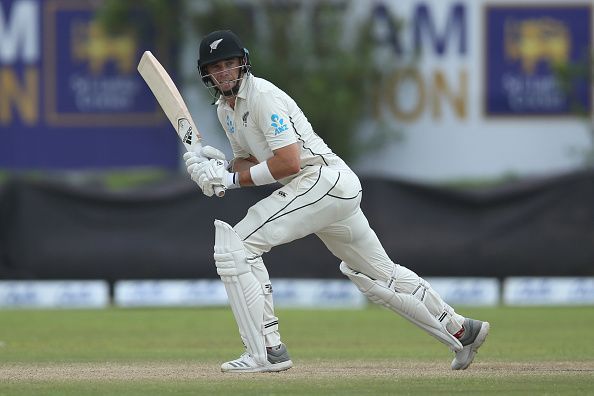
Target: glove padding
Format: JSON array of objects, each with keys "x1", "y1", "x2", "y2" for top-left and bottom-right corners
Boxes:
[
  {"x1": 201, "y1": 145, "x2": 227, "y2": 163},
  {"x1": 183, "y1": 147, "x2": 236, "y2": 197},
  {"x1": 194, "y1": 161, "x2": 218, "y2": 197},
  {"x1": 196, "y1": 158, "x2": 238, "y2": 190},
  {"x1": 184, "y1": 151, "x2": 204, "y2": 174},
  {"x1": 183, "y1": 146, "x2": 227, "y2": 175},
  {"x1": 183, "y1": 152, "x2": 213, "y2": 196}
]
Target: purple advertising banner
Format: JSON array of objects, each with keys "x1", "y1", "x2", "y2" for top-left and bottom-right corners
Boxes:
[
  {"x1": 0, "y1": 0, "x2": 179, "y2": 169},
  {"x1": 484, "y1": 4, "x2": 592, "y2": 116}
]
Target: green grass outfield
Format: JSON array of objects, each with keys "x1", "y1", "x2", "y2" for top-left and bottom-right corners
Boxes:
[{"x1": 0, "y1": 306, "x2": 593, "y2": 395}]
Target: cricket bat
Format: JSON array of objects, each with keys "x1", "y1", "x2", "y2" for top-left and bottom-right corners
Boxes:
[{"x1": 137, "y1": 50, "x2": 225, "y2": 197}]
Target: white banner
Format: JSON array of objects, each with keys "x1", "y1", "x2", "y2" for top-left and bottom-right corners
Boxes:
[
  {"x1": 114, "y1": 279, "x2": 366, "y2": 309},
  {"x1": 114, "y1": 278, "x2": 499, "y2": 308},
  {"x1": 272, "y1": 279, "x2": 366, "y2": 308},
  {"x1": 114, "y1": 280, "x2": 227, "y2": 307},
  {"x1": 0, "y1": 280, "x2": 109, "y2": 309},
  {"x1": 11, "y1": 277, "x2": 594, "y2": 308},
  {"x1": 503, "y1": 277, "x2": 594, "y2": 305},
  {"x1": 426, "y1": 277, "x2": 500, "y2": 306}
]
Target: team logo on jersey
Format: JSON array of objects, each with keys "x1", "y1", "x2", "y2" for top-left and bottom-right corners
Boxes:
[
  {"x1": 209, "y1": 38, "x2": 223, "y2": 52},
  {"x1": 242, "y1": 111, "x2": 249, "y2": 127},
  {"x1": 271, "y1": 114, "x2": 288, "y2": 135},
  {"x1": 226, "y1": 114, "x2": 235, "y2": 133}
]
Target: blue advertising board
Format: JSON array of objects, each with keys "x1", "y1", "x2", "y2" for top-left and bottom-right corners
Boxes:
[
  {"x1": 0, "y1": 0, "x2": 178, "y2": 169},
  {"x1": 484, "y1": 4, "x2": 592, "y2": 116}
]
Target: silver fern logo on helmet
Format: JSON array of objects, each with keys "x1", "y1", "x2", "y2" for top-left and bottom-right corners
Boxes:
[{"x1": 209, "y1": 38, "x2": 224, "y2": 53}]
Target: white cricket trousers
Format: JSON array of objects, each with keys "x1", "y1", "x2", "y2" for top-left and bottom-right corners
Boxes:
[
  {"x1": 234, "y1": 165, "x2": 395, "y2": 282},
  {"x1": 231, "y1": 165, "x2": 466, "y2": 350}
]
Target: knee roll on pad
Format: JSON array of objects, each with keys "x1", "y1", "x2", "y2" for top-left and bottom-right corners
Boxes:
[
  {"x1": 340, "y1": 261, "x2": 462, "y2": 351},
  {"x1": 214, "y1": 220, "x2": 279, "y2": 364}
]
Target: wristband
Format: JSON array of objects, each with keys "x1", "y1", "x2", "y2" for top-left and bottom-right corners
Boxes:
[
  {"x1": 249, "y1": 161, "x2": 276, "y2": 185},
  {"x1": 225, "y1": 172, "x2": 241, "y2": 189}
]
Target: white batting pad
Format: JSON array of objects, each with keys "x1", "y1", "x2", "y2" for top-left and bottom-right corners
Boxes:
[
  {"x1": 340, "y1": 262, "x2": 463, "y2": 351},
  {"x1": 214, "y1": 220, "x2": 269, "y2": 364}
]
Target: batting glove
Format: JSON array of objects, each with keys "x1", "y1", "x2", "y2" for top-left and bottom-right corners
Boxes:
[
  {"x1": 182, "y1": 152, "x2": 215, "y2": 196},
  {"x1": 183, "y1": 151, "x2": 207, "y2": 176},
  {"x1": 197, "y1": 173, "x2": 215, "y2": 197},
  {"x1": 201, "y1": 145, "x2": 227, "y2": 163},
  {"x1": 200, "y1": 159, "x2": 240, "y2": 190}
]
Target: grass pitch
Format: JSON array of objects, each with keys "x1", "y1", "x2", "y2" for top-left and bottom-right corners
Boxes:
[{"x1": 0, "y1": 306, "x2": 593, "y2": 395}]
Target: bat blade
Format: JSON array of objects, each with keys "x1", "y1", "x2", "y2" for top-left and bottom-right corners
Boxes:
[
  {"x1": 138, "y1": 51, "x2": 199, "y2": 150},
  {"x1": 138, "y1": 50, "x2": 225, "y2": 197}
]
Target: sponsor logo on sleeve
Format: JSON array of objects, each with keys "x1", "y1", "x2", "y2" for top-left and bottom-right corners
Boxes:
[{"x1": 271, "y1": 114, "x2": 288, "y2": 135}]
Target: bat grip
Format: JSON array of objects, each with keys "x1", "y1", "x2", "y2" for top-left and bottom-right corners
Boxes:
[{"x1": 214, "y1": 185, "x2": 226, "y2": 197}]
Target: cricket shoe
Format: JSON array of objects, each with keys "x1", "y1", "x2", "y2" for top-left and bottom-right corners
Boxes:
[
  {"x1": 221, "y1": 344, "x2": 293, "y2": 373},
  {"x1": 451, "y1": 319, "x2": 490, "y2": 370}
]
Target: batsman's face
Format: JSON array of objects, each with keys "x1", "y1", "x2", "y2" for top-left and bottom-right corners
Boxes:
[{"x1": 206, "y1": 58, "x2": 242, "y2": 93}]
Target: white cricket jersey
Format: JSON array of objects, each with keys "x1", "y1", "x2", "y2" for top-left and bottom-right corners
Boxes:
[{"x1": 216, "y1": 74, "x2": 350, "y2": 184}]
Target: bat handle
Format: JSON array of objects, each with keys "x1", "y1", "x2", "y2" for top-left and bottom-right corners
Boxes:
[{"x1": 214, "y1": 185, "x2": 226, "y2": 197}]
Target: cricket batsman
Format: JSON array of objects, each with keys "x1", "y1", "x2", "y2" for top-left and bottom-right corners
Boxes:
[{"x1": 185, "y1": 30, "x2": 490, "y2": 373}]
